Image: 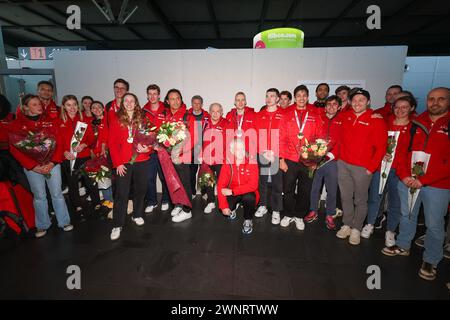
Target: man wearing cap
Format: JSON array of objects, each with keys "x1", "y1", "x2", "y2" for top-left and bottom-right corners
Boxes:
[{"x1": 333, "y1": 89, "x2": 387, "y2": 245}]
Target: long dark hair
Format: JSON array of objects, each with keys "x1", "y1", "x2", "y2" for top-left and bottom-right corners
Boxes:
[{"x1": 0, "y1": 94, "x2": 12, "y2": 119}]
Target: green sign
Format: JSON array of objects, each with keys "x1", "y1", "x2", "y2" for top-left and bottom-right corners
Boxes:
[{"x1": 253, "y1": 28, "x2": 304, "y2": 49}]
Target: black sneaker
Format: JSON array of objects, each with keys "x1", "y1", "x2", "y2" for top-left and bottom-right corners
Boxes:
[
  {"x1": 375, "y1": 213, "x2": 386, "y2": 230},
  {"x1": 418, "y1": 261, "x2": 436, "y2": 281},
  {"x1": 444, "y1": 243, "x2": 450, "y2": 260},
  {"x1": 414, "y1": 234, "x2": 425, "y2": 248}
]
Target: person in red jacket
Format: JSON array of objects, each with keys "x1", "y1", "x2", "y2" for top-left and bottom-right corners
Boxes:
[
  {"x1": 225, "y1": 92, "x2": 257, "y2": 158},
  {"x1": 217, "y1": 138, "x2": 259, "y2": 234},
  {"x1": 81, "y1": 96, "x2": 94, "y2": 120},
  {"x1": 279, "y1": 90, "x2": 292, "y2": 109},
  {"x1": 313, "y1": 83, "x2": 330, "y2": 108},
  {"x1": 106, "y1": 78, "x2": 129, "y2": 124},
  {"x1": 142, "y1": 84, "x2": 170, "y2": 213},
  {"x1": 374, "y1": 85, "x2": 403, "y2": 121},
  {"x1": 16, "y1": 81, "x2": 60, "y2": 121},
  {"x1": 60, "y1": 95, "x2": 100, "y2": 217},
  {"x1": 254, "y1": 88, "x2": 284, "y2": 225},
  {"x1": 362, "y1": 96, "x2": 415, "y2": 246},
  {"x1": 91, "y1": 100, "x2": 113, "y2": 209},
  {"x1": 108, "y1": 93, "x2": 152, "y2": 240},
  {"x1": 306, "y1": 95, "x2": 344, "y2": 230},
  {"x1": 279, "y1": 85, "x2": 325, "y2": 231},
  {"x1": 9, "y1": 94, "x2": 72, "y2": 238},
  {"x1": 162, "y1": 89, "x2": 195, "y2": 223},
  {"x1": 334, "y1": 89, "x2": 387, "y2": 245},
  {"x1": 201, "y1": 102, "x2": 229, "y2": 214},
  {"x1": 188, "y1": 95, "x2": 210, "y2": 200},
  {"x1": 335, "y1": 85, "x2": 351, "y2": 113},
  {"x1": 382, "y1": 87, "x2": 450, "y2": 281}
]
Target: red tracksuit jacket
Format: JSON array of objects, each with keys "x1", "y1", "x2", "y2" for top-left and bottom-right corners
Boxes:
[
  {"x1": 201, "y1": 117, "x2": 229, "y2": 166},
  {"x1": 374, "y1": 102, "x2": 392, "y2": 121},
  {"x1": 217, "y1": 159, "x2": 260, "y2": 210},
  {"x1": 60, "y1": 114, "x2": 96, "y2": 159},
  {"x1": 386, "y1": 118, "x2": 412, "y2": 172},
  {"x1": 318, "y1": 111, "x2": 344, "y2": 157},
  {"x1": 280, "y1": 104, "x2": 325, "y2": 163},
  {"x1": 396, "y1": 111, "x2": 450, "y2": 189},
  {"x1": 108, "y1": 113, "x2": 151, "y2": 168},
  {"x1": 8, "y1": 112, "x2": 63, "y2": 170},
  {"x1": 92, "y1": 116, "x2": 109, "y2": 156},
  {"x1": 332, "y1": 109, "x2": 387, "y2": 173},
  {"x1": 225, "y1": 107, "x2": 257, "y2": 156},
  {"x1": 255, "y1": 106, "x2": 284, "y2": 158},
  {"x1": 142, "y1": 101, "x2": 166, "y2": 129}
]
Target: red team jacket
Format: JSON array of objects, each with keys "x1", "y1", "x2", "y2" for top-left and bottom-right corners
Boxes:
[
  {"x1": 386, "y1": 118, "x2": 412, "y2": 172},
  {"x1": 333, "y1": 108, "x2": 387, "y2": 173},
  {"x1": 59, "y1": 114, "x2": 96, "y2": 159},
  {"x1": 317, "y1": 111, "x2": 344, "y2": 156},
  {"x1": 16, "y1": 99, "x2": 60, "y2": 121},
  {"x1": 8, "y1": 112, "x2": 63, "y2": 170},
  {"x1": 108, "y1": 113, "x2": 151, "y2": 168},
  {"x1": 280, "y1": 104, "x2": 325, "y2": 163},
  {"x1": 254, "y1": 106, "x2": 284, "y2": 158},
  {"x1": 374, "y1": 102, "x2": 392, "y2": 121},
  {"x1": 201, "y1": 117, "x2": 229, "y2": 166},
  {"x1": 142, "y1": 101, "x2": 166, "y2": 128},
  {"x1": 396, "y1": 111, "x2": 450, "y2": 189},
  {"x1": 217, "y1": 159, "x2": 260, "y2": 210},
  {"x1": 225, "y1": 107, "x2": 257, "y2": 156},
  {"x1": 92, "y1": 116, "x2": 109, "y2": 156}
]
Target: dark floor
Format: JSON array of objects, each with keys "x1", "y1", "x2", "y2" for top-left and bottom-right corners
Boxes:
[{"x1": 0, "y1": 197, "x2": 449, "y2": 300}]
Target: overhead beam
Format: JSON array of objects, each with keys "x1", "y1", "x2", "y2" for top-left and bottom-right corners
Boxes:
[
  {"x1": 146, "y1": 0, "x2": 182, "y2": 40},
  {"x1": 283, "y1": 0, "x2": 301, "y2": 27},
  {"x1": 258, "y1": 0, "x2": 269, "y2": 32},
  {"x1": 0, "y1": 16, "x2": 61, "y2": 42},
  {"x1": 206, "y1": 0, "x2": 220, "y2": 38},
  {"x1": 320, "y1": 0, "x2": 362, "y2": 37}
]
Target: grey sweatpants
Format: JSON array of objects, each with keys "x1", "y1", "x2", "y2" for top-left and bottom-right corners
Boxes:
[{"x1": 337, "y1": 160, "x2": 373, "y2": 231}]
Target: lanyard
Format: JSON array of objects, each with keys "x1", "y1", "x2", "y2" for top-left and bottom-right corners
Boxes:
[
  {"x1": 236, "y1": 110, "x2": 244, "y2": 130},
  {"x1": 295, "y1": 110, "x2": 308, "y2": 133}
]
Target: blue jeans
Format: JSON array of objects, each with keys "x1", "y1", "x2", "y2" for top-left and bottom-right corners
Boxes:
[
  {"x1": 310, "y1": 160, "x2": 337, "y2": 216},
  {"x1": 396, "y1": 182, "x2": 450, "y2": 266},
  {"x1": 101, "y1": 187, "x2": 113, "y2": 202},
  {"x1": 24, "y1": 164, "x2": 71, "y2": 230},
  {"x1": 367, "y1": 169, "x2": 401, "y2": 232},
  {"x1": 146, "y1": 153, "x2": 169, "y2": 206}
]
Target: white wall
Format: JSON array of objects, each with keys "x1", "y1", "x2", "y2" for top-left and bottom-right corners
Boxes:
[
  {"x1": 54, "y1": 46, "x2": 407, "y2": 111},
  {"x1": 403, "y1": 56, "x2": 450, "y2": 113}
]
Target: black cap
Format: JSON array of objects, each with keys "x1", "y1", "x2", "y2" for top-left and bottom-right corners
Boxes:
[{"x1": 350, "y1": 89, "x2": 370, "y2": 101}]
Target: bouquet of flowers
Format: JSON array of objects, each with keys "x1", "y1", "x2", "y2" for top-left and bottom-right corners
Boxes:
[
  {"x1": 197, "y1": 163, "x2": 215, "y2": 190},
  {"x1": 379, "y1": 131, "x2": 400, "y2": 194},
  {"x1": 10, "y1": 130, "x2": 56, "y2": 178},
  {"x1": 129, "y1": 124, "x2": 157, "y2": 164},
  {"x1": 70, "y1": 121, "x2": 88, "y2": 171},
  {"x1": 80, "y1": 155, "x2": 112, "y2": 189},
  {"x1": 408, "y1": 151, "x2": 430, "y2": 215},
  {"x1": 156, "y1": 121, "x2": 188, "y2": 151},
  {"x1": 298, "y1": 138, "x2": 328, "y2": 178}
]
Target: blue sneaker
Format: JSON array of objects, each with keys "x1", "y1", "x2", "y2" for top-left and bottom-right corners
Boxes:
[{"x1": 242, "y1": 219, "x2": 253, "y2": 234}]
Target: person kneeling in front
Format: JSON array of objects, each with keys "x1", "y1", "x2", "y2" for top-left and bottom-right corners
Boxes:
[{"x1": 217, "y1": 138, "x2": 259, "y2": 234}]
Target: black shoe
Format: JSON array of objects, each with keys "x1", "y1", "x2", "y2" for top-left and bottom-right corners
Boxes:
[
  {"x1": 414, "y1": 234, "x2": 425, "y2": 248},
  {"x1": 375, "y1": 213, "x2": 386, "y2": 230},
  {"x1": 444, "y1": 243, "x2": 450, "y2": 260},
  {"x1": 418, "y1": 261, "x2": 436, "y2": 281}
]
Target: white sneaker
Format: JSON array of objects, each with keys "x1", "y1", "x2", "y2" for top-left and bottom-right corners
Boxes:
[
  {"x1": 79, "y1": 187, "x2": 86, "y2": 196},
  {"x1": 336, "y1": 225, "x2": 351, "y2": 239},
  {"x1": 132, "y1": 217, "x2": 145, "y2": 226},
  {"x1": 294, "y1": 217, "x2": 305, "y2": 230},
  {"x1": 107, "y1": 210, "x2": 113, "y2": 219},
  {"x1": 110, "y1": 227, "x2": 122, "y2": 241},
  {"x1": 271, "y1": 211, "x2": 281, "y2": 225},
  {"x1": 254, "y1": 206, "x2": 268, "y2": 218},
  {"x1": 161, "y1": 203, "x2": 170, "y2": 211},
  {"x1": 172, "y1": 211, "x2": 192, "y2": 223},
  {"x1": 334, "y1": 208, "x2": 343, "y2": 218},
  {"x1": 145, "y1": 205, "x2": 157, "y2": 213},
  {"x1": 63, "y1": 224, "x2": 73, "y2": 232},
  {"x1": 192, "y1": 194, "x2": 196, "y2": 200},
  {"x1": 385, "y1": 231, "x2": 396, "y2": 247},
  {"x1": 86, "y1": 195, "x2": 91, "y2": 201},
  {"x1": 127, "y1": 200, "x2": 133, "y2": 214},
  {"x1": 204, "y1": 202, "x2": 215, "y2": 214},
  {"x1": 280, "y1": 216, "x2": 292, "y2": 227},
  {"x1": 35, "y1": 229, "x2": 47, "y2": 238},
  {"x1": 349, "y1": 228, "x2": 361, "y2": 245},
  {"x1": 361, "y1": 224, "x2": 374, "y2": 239},
  {"x1": 62, "y1": 187, "x2": 69, "y2": 194},
  {"x1": 171, "y1": 206, "x2": 183, "y2": 217}
]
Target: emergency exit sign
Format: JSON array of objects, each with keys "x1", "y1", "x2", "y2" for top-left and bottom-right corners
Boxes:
[{"x1": 18, "y1": 46, "x2": 86, "y2": 60}]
